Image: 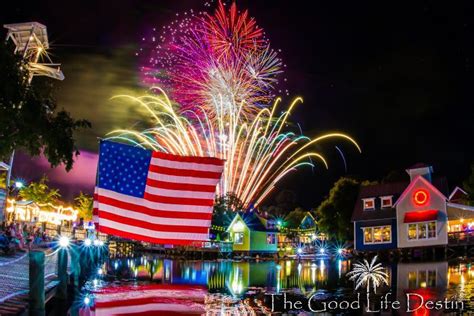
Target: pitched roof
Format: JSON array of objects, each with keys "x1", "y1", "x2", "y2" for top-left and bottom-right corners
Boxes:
[
  {"x1": 448, "y1": 186, "x2": 468, "y2": 202},
  {"x1": 226, "y1": 211, "x2": 278, "y2": 232},
  {"x1": 351, "y1": 177, "x2": 449, "y2": 222}
]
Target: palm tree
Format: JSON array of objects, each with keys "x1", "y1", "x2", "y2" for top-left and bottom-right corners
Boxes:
[{"x1": 346, "y1": 255, "x2": 389, "y2": 293}]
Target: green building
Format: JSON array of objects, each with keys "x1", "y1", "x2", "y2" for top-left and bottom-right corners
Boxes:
[{"x1": 226, "y1": 212, "x2": 278, "y2": 255}]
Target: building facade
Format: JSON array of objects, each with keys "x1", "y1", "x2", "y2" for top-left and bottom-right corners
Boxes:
[
  {"x1": 226, "y1": 212, "x2": 278, "y2": 254},
  {"x1": 352, "y1": 164, "x2": 473, "y2": 252}
]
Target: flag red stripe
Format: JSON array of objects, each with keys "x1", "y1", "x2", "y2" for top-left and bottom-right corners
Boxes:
[
  {"x1": 98, "y1": 211, "x2": 209, "y2": 234},
  {"x1": 149, "y1": 165, "x2": 222, "y2": 179},
  {"x1": 143, "y1": 192, "x2": 214, "y2": 206},
  {"x1": 152, "y1": 151, "x2": 224, "y2": 166},
  {"x1": 95, "y1": 297, "x2": 204, "y2": 308},
  {"x1": 96, "y1": 195, "x2": 212, "y2": 220},
  {"x1": 146, "y1": 179, "x2": 217, "y2": 193},
  {"x1": 98, "y1": 226, "x2": 205, "y2": 246}
]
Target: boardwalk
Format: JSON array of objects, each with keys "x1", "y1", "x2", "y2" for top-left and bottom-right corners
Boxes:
[{"x1": 0, "y1": 250, "x2": 60, "y2": 315}]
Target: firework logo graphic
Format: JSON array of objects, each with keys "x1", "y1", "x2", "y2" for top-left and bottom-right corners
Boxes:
[{"x1": 346, "y1": 256, "x2": 389, "y2": 293}]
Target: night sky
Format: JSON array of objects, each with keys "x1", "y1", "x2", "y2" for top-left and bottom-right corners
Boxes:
[{"x1": 2, "y1": 1, "x2": 473, "y2": 207}]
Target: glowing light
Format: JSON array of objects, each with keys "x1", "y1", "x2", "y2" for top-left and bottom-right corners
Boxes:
[
  {"x1": 93, "y1": 239, "x2": 100, "y2": 247},
  {"x1": 58, "y1": 236, "x2": 69, "y2": 248},
  {"x1": 337, "y1": 248, "x2": 343, "y2": 255},
  {"x1": 84, "y1": 238, "x2": 92, "y2": 247},
  {"x1": 98, "y1": 240, "x2": 104, "y2": 247},
  {"x1": 232, "y1": 221, "x2": 245, "y2": 232},
  {"x1": 92, "y1": 279, "x2": 98, "y2": 287},
  {"x1": 319, "y1": 248, "x2": 325, "y2": 254},
  {"x1": 14, "y1": 181, "x2": 24, "y2": 189},
  {"x1": 413, "y1": 189, "x2": 429, "y2": 206},
  {"x1": 6, "y1": 198, "x2": 78, "y2": 225},
  {"x1": 84, "y1": 296, "x2": 90, "y2": 306},
  {"x1": 297, "y1": 248, "x2": 303, "y2": 254}
]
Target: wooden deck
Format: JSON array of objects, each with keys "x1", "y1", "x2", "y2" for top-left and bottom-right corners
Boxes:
[{"x1": 0, "y1": 250, "x2": 62, "y2": 315}]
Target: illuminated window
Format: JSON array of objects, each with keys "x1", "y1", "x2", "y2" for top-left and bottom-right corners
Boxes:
[
  {"x1": 364, "y1": 227, "x2": 373, "y2": 243},
  {"x1": 362, "y1": 226, "x2": 391, "y2": 244},
  {"x1": 363, "y1": 198, "x2": 375, "y2": 210},
  {"x1": 380, "y1": 196, "x2": 393, "y2": 208},
  {"x1": 407, "y1": 221, "x2": 437, "y2": 240},
  {"x1": 408, "y1": 224, "x2": 417, "y2": 240},
  {"x1": 428, "y1": 222, "x2": 436, "y2": 238},
  {"x1": 266, "y1": 233, "x2": 276, "y2": 245},
  {"x1": 382, "y1": 226, "x2": 391, "y2": 242},
  {"x1": 234, "y1": 232, "x2": 244, "y2": 244}
]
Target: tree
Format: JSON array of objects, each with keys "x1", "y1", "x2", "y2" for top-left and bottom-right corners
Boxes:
[
  {"x1": 315, "y1": 177, "x2": 362, "y2": 241},
  {"x1": 75, "y1": 192, "x2": 93, "y2": 220},
  {"x1": 284, "y1": 207, "x2": 308, "y2": 229},
  {"x1": 463, "y1": 163, "x2": 474, "y2": 206},
  {"x1": 18, "y1": 175, "x2": 60, "y2": 204},
  {"x1": 0, "y1": 41, "x2": 90, "y2": 171}
]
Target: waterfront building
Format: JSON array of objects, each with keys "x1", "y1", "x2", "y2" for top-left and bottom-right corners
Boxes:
[
  {"x1": 226, "y1": 212, "x2": 279, "y2": 255},
  {"x1": 352, "y1": 164, "x2": 474, "y2": 253}
]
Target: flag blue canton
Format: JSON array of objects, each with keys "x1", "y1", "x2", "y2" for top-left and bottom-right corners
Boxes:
[{"x1": 97, "y1": 140, "x2": 152, "y2": 198}]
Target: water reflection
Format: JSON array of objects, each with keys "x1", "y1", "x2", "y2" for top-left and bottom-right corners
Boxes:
[{"x1": 76, "y1": 256, "x2": 473, "y2": 314}]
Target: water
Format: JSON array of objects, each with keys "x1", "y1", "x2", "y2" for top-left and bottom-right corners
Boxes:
[{"x1": 72, "y1": 256, "x2": 474, "y2": 315}]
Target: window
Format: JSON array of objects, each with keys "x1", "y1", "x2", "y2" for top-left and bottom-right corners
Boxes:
[
  {"x1": 266, "y1": 233, "x2": 276, "y2": 245},
  {"x1": 380, "y1": 196, "x2": 393, "y2": 208},
  {"x1": 363, "y1": 198, "x2": 375, "y2": 210},
  {"x1": 407, "y1": 221, "x2": 437, "y2": 240},
  {"x1": 362, "y1": 226, "x2": 391, "y2": 244},
  {"x1": 234, "y1": 232, "x2": 244, "y2": 244},
  {"x1": 408, "y1": 224, "x2": 417, "y2": 240}
]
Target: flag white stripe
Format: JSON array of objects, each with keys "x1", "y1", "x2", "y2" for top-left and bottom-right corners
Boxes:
[
  {"x1": 98, "y1": 203, "x2": 211, "y2": 227},
  {"x1": 99, "y1": 218, "x2": 209, "y2": 240},
  {"x1": 97, "y1": 188, "x2": 212, "y2": 213},
  {"x1": 147, "y1": 172, "x2": 220, "y2": 186},
  {"x1": 145, "y1": 185, "x2": 215, "y2": 200},
  {"x1": 151, "y1": 157, "x2": 224, "y2": 172}
]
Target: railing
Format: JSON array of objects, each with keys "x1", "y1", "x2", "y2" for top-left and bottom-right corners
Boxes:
[{"x1": 448, "y1": 231, "x2": 474, "y2": 245}]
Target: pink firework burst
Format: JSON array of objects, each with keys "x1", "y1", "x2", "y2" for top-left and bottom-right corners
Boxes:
[{"x1": 140, "y1": 1, "x2": 284, "y2": 119}]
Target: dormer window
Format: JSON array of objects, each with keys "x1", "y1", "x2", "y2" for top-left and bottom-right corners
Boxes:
[
  {"x1": 380, "y1": 196, "x2": 393, "y2": 208},
  {"x1": 363, "y1": 198, "x2": 375, "y2": 210}
]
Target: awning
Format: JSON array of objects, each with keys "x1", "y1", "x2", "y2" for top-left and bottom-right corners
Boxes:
[{"x1": 404, "y1": 210, "x2": 438, "y2": 223}]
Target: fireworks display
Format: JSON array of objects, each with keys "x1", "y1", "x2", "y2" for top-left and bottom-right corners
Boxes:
[
  {"x1": 108, "y1": 90, "x2": 360, "y2": 207},
  {"x1": 115, "y1": 1, "x2": 360, "y2": 208},
  {"x1": 139, "y1": 0, "x2": 284, "y2": 118}
]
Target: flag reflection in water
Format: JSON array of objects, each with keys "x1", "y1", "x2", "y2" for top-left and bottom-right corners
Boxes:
[{"x1": 79, "y1": 284, "x2": 207, "y2": 316}]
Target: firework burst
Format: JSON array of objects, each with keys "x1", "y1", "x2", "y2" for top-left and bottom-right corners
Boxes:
[
  {"x1": 140, "y1": 0, "x2": 284, "y2": 119},
  {"x1": 107, "y1": 89, "x2": 360, "y2": 207},
  {"x1": 346, "y1": 256, "x2": 389, "y2": 293}
]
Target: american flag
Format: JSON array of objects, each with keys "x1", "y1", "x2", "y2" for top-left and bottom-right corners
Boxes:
[
  {"x1": 93, "y1": 140, "x2": 224, "y2": 246},
  {"x1": 79, "y1": 284, "x2": 207, "y2": 316}
]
